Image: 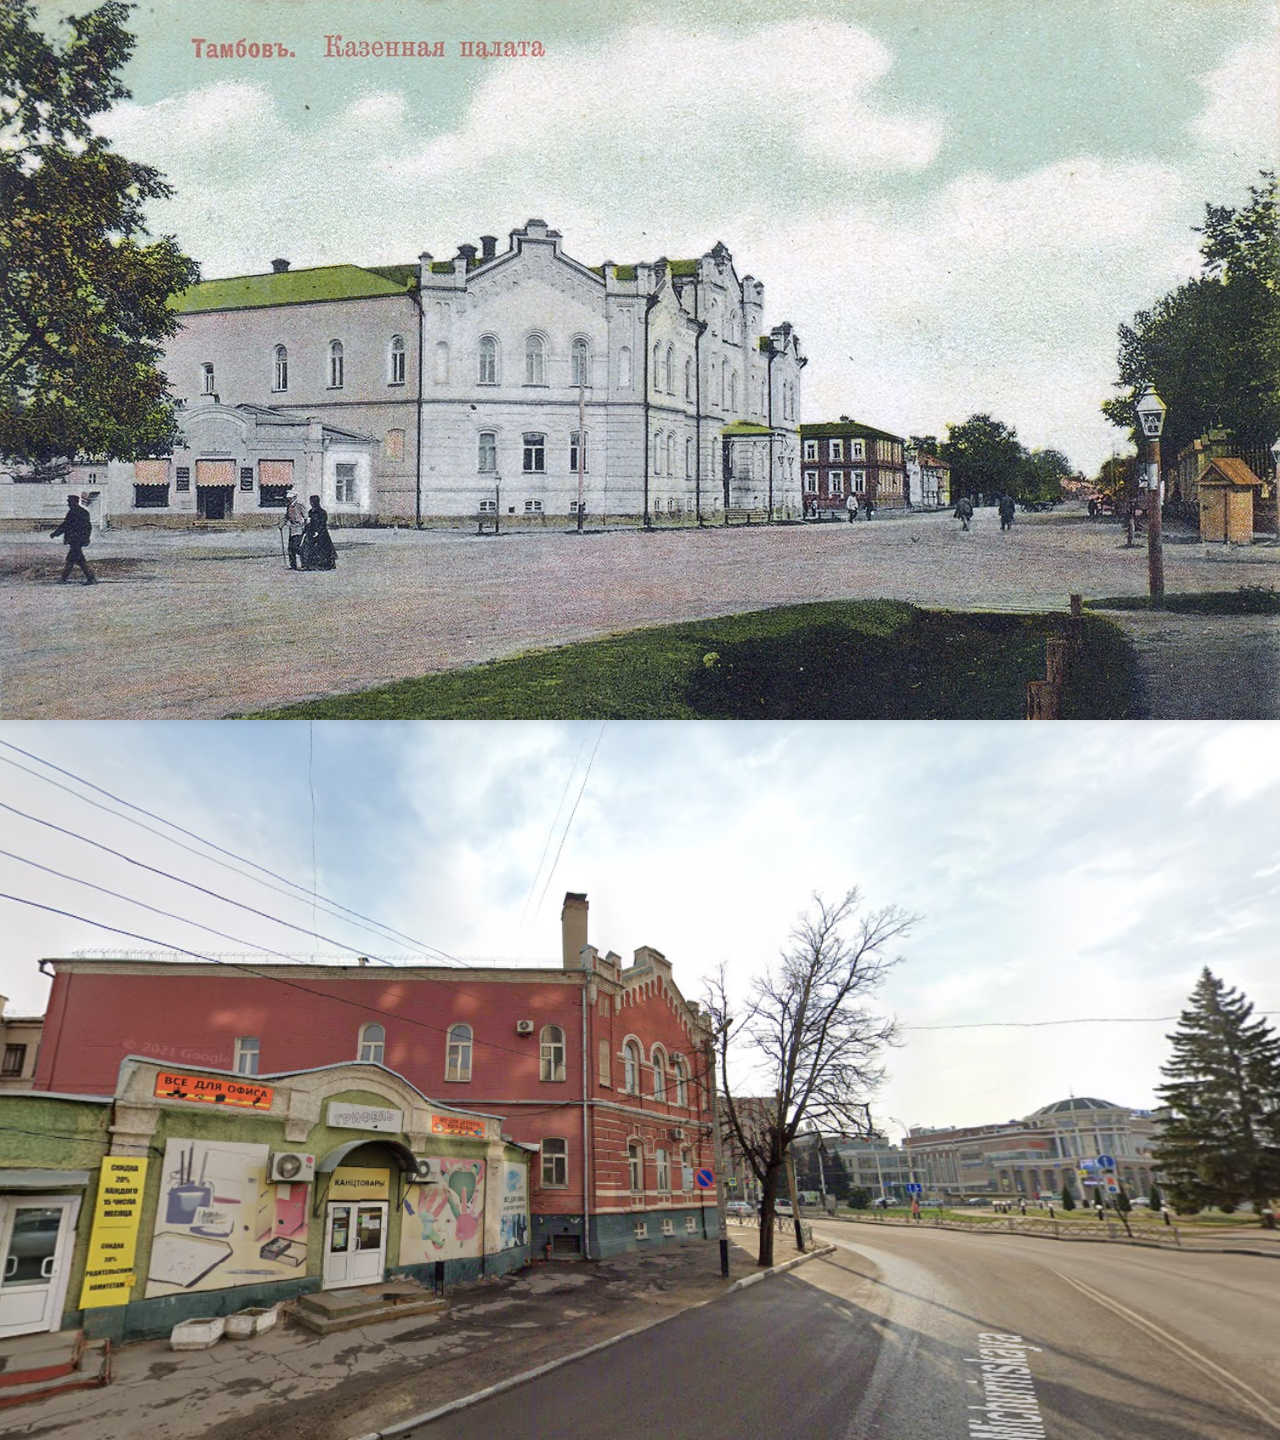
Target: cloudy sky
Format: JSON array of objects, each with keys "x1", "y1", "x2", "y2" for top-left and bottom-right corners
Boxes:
[
  {"x1": 70, "y1": 0, "x2": 1277, "y2": 475},
  {"x1": 3, "y1": 720, "x2": 1278, "y2": 1136}
]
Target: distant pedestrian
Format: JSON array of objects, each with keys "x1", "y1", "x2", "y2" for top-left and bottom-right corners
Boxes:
[
  {"x1": 1047, "y1": 1202, "x2": 1055, "y2": 1219},
  {"x1": 300, "y1": 495, "x2": 337, "y2": 570},
  {"x1": 1018, "y1": 1198, "x2": 1026, "y2": 1216},
  {"x1": 281, "y1": 490, "x2": 306, "y2": 570},
  {"x1": 910, "y1": 1198, "x2": 921, "y2": 1222},
  {"x1": 998, "y1": 495, "x2": 1016, "y2": 530},
  {"x1": 955, "y1": 495, "x2": 974, "y2": 531},
  {"x1": 846, "y1": 492, "x2": 859, "y2": 522},
  {"x1": 1087, "y1": 498, "x2": 1098, "y2": 518},
  {"x1": 864, "y1": 496, "x2": 876, "y2": 520},
  {"x1": 50, "y1": 495, "x2": 96, "y2": 584},
  {"x1": 1094, "y1": 1200, "x2": 1105, "y2": 1220},
  {"x1": 1160, "y1": 1204, "x2": 1173, "y2": 1227}
]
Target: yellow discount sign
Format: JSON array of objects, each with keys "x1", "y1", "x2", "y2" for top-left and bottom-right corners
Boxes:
[{"x1": 79, "y1": 1157, "x2": 149, "y2": 1309}]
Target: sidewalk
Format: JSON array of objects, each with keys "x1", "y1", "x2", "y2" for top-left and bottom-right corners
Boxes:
[{"x1": 3, "y1": 1225, "x2": 805, "y2": 1440}]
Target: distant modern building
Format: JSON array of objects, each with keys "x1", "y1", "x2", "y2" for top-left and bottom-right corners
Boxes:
[
  {"x1": 799, "y1": 418, "x2": 907, "y2": 515},
  {"x1": 0, "y1": 996, "x2": 41, "y2": 1090},
  {"x1": 903, "y1": 1097, "x2": 1160, "y2": 1200}
]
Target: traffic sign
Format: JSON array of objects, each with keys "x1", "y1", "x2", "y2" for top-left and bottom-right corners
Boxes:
[
  {"x1": 695, "y1": 1168, "x2": 714, "y2": 1189},
  {"x1": 905, "y1": 1183, "x2": 923, "y2": 1194},
  {"x1": 1095, "y1": 1154, "x2": 1116, "y2": 1170}
]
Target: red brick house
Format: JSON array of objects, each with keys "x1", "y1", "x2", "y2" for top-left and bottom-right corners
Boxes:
[
  {"x1": 799, "y1": 417, "x2": 908, "y2": 513},
  {"x1": 32, "y1": 894, "x2": 719, "y2": 1258}
]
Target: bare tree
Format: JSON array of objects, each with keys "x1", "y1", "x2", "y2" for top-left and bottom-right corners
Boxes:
[{"x1": 705, "y1": 890, "x2": 914, "y2": 1267}]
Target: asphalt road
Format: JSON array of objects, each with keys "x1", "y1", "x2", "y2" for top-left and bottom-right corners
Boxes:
[{"x1": 419, "y1": 1222, "x2": 1280, "y2": 1440}]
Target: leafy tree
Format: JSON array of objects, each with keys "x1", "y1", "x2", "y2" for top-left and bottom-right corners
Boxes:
[
  {"x1": 1093, "y1": 455, "x2": 1134, "y2": 507},
  {"x1": 940, "y1": 414, "x2": 1025, "y2": 500},
  {"x1": 1103, "y1": 173, "x2": 1279, "y2": 462},
  {"x1": 1153, "y1": 969, "x2": 1280, "y2": 1224},
  {"x1": 909, "y1": 434, "x2": 940, "y2": 456},
  {"x1": 0, "y1": 0, "x2": 199, "y2": 477},
  {"x1": 706, "y1": 890, "x2": 914, "y2": 1266},
  {"x1": 1023, "y1": 448, "x2": 1072, "y2": 503},
  {"x1": 1060, "y1": 1183, "x2": 1075, "y2": 1211}
]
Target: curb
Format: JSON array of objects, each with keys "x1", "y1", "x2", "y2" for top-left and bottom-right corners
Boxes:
[
  {"x1": 349, "y1": 1245, "x2": 837, "y2": 1439},
  {"x1": 727, "y1": 1243, "x2": 837, "y2": 1291}
]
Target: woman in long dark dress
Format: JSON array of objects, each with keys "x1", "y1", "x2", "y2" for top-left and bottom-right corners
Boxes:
[{"x1": 300, "y1": 494, "x2": 337, "y2": 570}]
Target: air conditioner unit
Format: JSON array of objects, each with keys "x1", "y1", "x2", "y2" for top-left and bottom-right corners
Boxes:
[
  {"x1": 515, "y1": 1020, "x2": 535, "y2": 1035},
  {"x1": 269, "y1": 1151, "x2": 315, "y2": 1183},
  {"x1": 670, "y1": 1127, "x2": 686, "y2": 1140}
]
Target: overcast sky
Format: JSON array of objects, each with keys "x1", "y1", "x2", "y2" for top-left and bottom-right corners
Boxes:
[
  {"x1": 51, "y1": 0, "x2": 1273, "y2": 474},
  {"x1": 3, "y1": 720, "x2": 1277, "y2": 1137}
]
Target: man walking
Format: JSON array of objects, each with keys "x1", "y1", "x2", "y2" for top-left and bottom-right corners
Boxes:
[
  {"x1": 998, "y1": 494, "x2": 1016, "y2": 531},
  {"x1": 50, "y1": 494, "x2": 96, "y2": 584},
  {"x1": 845, "y1": 492, "x2": 859, "y2": 522},
  {"x1": 281, "y1": 490, "x2": 306, "y2": 570},
  {"x1": 955, "y1": 495, "x2": 974, "y2": 531}
]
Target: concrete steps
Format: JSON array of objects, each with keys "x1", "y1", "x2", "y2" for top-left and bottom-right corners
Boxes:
[
  {"x1": 0, "y1": 1330, "x2": 111, "y2": 1409},
  {"x1": 288, "y1": 1280, "x2": 447, "y2": 1336}
]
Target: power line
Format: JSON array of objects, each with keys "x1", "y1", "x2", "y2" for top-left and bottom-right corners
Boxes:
[
  {"x1": 533, "y1": 722, "x2": 607, "y2": 923},
  {"x1": 0, "y1": 742, "x2": 453, "y2": 963},
  {"x1": 519, "y1": 724, "x2": 594, "y2": 931}
]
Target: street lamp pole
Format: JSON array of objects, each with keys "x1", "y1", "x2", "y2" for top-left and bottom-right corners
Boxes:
[
  {"x1": 1135, "y1": 387, "x2": 1166, "y2": 607},
  {"x1": 1271, "y1": 437, "x2": 1280, "y2": 543}
]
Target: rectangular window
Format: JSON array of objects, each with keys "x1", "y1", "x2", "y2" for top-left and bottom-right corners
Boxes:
[
  {"x1": 802, "y1": 439, "x2": 817, "y2": 461},
  {"x1": 661, "y1": 1218, "x2": 675, "y2": 1236},
  {"x1": 656, "y1": 1148, "x2": 670, "y2": 1192},
  {"x1": 629, "y1": 1145, "x2": 644, "y2": 1193},
  {"x1": 830, "y1": 438, "x2": 844, "y2": 460},
  {"x1": 830, "y1": 471, "x2": 844, "y2": 495},
  {"x1": 803, "y1": 471, "x2": 818, "y2": 493},
  {"x1": 541, "y1": 1138, "x2": 568, "y2": 1188},
  {"x1": 334, "y1": 464, "x2": 357, "y2": 504},
  {"x1": 233, "y1": 1037, "x2": 260, "y2": 1076},
  {"x1": 133, "y1": 484, "x2": 169, "y2": 509},
  {"x1": 239, "y1": 466, "x2": 255, "y2": 492},
  {"x1": 478, "y1": 432, "x2": 497, "y2": 473},
  {"x1": 385, "y1": 429, "x2": 405, "y2": 461},
  {"x1": 852, "y1": 469, "x2": 866, "y2": 493},
  {"x1": 685, "y1": 1216, "x2": 697, "y2": 1234},
  {"x1": 522, "y1": 433, "x2": 545, "y2": 473},
  {"x1": 633, "y1": 1221, "x2": 648, "y2": 1240},
  {"x1": 175, "y1": 467, "x2": 191, "y2": 492},
  {"x1": 259, "y1": 486, "x2": 291, "y2": 508},
  {"x1": 598, "y1": 1039, "x2": 612, "y2": 1087},
  {"x1": 569, "y1": 431, "x2": 588, "y2": 473},
  {"x1": 851, "y1": 440, "x2": 865, "y2": 460},
  {"x1": 1, "y1": 1044, "x2": 26, "y2": 1077}
]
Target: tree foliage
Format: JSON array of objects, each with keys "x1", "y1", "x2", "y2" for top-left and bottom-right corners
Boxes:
[
  {"x1": 940, "y1": 415, "x2": 1070, "y2": 503},
  {"x1": 1103, "y1": 173, "x2": 1279, "y2": 461},
  {"x1": 706, "y1": 890, "x2": 914, "y2": 1265},
  {"x1": 1153, "y1": 969, "x2": 1280, "y2": 1221},
  {"x1": 0, "y1": 0, "x2": 199, "y2": 474}
]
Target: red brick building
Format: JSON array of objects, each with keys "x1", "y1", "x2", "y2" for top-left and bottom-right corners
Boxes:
[
  {"x1": 33, "y1": 894, "x2": 719, "y2": 1258},
  {"x1": 799, "y1": 417, "x2": 908, "y2": 513}
]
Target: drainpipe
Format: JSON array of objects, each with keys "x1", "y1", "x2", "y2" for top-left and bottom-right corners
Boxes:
[
  {"x1": 411, "y1": 263, "x2": 427, "y2": 529},
  {"x1": 641, "y1": 293, "x2": 658, "y2": 529},
  {"x1": 582, "y1": 978, "x2": 592, "y2": 1259},
  {"x1": 766, "y1": 341, "x2": 776, "y2": 523},
  {"x1": 694, "y1": 312, "x2": 706, "y2": 526}
]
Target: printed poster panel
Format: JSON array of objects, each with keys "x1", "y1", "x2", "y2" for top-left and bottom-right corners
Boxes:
[
  {"x1": 431, "y1": 1114, "x2": 486, "y2": 1139},
  {"x1": 154, "y1": 1070, "x2": 273, "y2": 1109},
  {"x1": 399, "y1": 1158, "x2": 485, "y2": 1264},
  {"x1": 498, "y1": 1162, "x2": 528, "y2": 1251},
  {"x1": 146, "y1": 1138, "x2": 309, "y2": 1297},
  {"x1": 79, "y1": 1156, "x2": 149, "y2": 1309}
]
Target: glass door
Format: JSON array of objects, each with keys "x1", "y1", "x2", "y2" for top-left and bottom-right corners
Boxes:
[{"x1": 0, "y1": 1197, "x2": 79, "y2": 1338}]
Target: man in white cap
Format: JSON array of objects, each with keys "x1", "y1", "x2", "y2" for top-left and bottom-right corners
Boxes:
[{"x1": 281, "y1": 487, "x2": 306, "y2": 570}]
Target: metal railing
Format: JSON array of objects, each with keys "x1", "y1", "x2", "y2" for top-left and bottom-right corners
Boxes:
[
  {"x1": 824, "y1": 1210, "x2": 1181, "y2": 1247},
  {"x1": 727, "y1": 1212, "x2": 815, "y2": 1249}
]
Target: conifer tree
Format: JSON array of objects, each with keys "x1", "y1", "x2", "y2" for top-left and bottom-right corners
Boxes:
[
  {"x1": 1154, "y1": 969, "x2": 1280, "y2": 1223},
  {"x1": 1060, "y1": 1183, "x2": 1075, "y2": 1211}
]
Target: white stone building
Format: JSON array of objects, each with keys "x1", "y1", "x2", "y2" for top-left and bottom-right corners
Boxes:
[{"x1": 130, "y1": 220, "x2": 804, "y2": 527}]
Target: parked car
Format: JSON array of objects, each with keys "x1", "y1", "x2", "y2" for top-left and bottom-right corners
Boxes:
[
  {"x1": 725, "y1": 1200, "x2": 753, "y2": 1218},
  {"x1": 964, "y1": 1197, "x2": 990, "y2": 1206},
  {"x1": 775, "y1": 1199, "x2": 794, "y2": 1216},
  {"x1": 1129, "y1": 1196, "x2": 1151, "y2": 1207}
]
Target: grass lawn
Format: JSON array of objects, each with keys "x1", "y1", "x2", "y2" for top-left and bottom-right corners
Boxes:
[
  {"x1": 1089, "y1": 585, "x2": 1280, "y2": 615},
  {"x1": 252, "y1": 600, "x2": 1140, "y2": 720}
]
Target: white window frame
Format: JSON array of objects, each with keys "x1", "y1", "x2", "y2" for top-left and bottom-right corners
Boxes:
[
  {"x1": 852, "y1": 468, "x2": 867, "y2": 494},
  {"x1": 633, "y1": 1220, "x2": 648, "y2": 1239},
  {"x1": 571, "y1": 337, "x2": 590, "y2": 388},
  {"x1": 328, "y1": 340, "x2": 344, "y2": 389},
  {"x1": 672, "y1": 1057, "x2": 688, "y2": 1108},
  {"x1": 623, "y1": 1040, "x2": 641, "y2": 1094},
  {"x1": 541, "y1": 1137, "x2": 568, "y2": 1188},
  {"x1": 684, "y1": 1215, "x2": 697, "y2": 1233},
  {"x1": 388, "y1": 334, "x2": 406, "y2": 385},
  {"x1": 523, "y1": 433, "x2": 546, "y2": 474},
  {"x1": 569, "y1": 431, "x2": 588, "y2": 474},
  {"x1": 524, "y1": 334, "x2": 546, "y2": 386},
  {"x1": 830, "y1": 438, "x2": 844, "y2": 460},
  {"x1": 233, "y1": 1036, "x2": 259, "y2": 1076},
  {"x1": 201, "y1": 362, "x2": 216, "y2": 395},
  {"x1": 652, "y1": 1048, "x2": 667, "y2": 1102},
  {"x1": 478, "y1": 431, "x2": 497, "y2": 474},
  {"x1": 540, "y1": 1025, "x2": 566, "y2": 1082},
  {"x1": 851, "y1": 439, "x2": 866, "y2": 460},
  {"x1": 618, "y1": 345, "x2": 633, "y2": 389},
  {"x1": 656, "y1": 1148, "x2": 670, "y2": 1192},
  {"x1": 445, "y1": 1023, "x2": 473, "y2": 1082},
  {"x1": 273, "y1": 345, "x2": 288, "y2": 392},
  {"x1": 803, "y1": 439, "x2": 817, "y2": 461},
  {"x1": 628, "y1": 1142, "x2": 644, "y2": 1193},
  {"x1": 357, "y1": 1023, "x2": 385, "y2": 1064},
  {"x1": 334, "y1": 463, "x2": 358, "y2": 505},
  {"x1": 804, "y1": 470, "x2": 818, "y2": 493},
  {"x1": 478, "y1": 334, "x2": 499, "y2": 385},
  {"x1": 830, "y1": 471, "x2": 844, "y2": 495}
]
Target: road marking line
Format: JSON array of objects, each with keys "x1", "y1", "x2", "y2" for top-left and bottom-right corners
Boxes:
[{"x1": 1055, "y1": 1271, "x2": 1280, "y2": 1430}]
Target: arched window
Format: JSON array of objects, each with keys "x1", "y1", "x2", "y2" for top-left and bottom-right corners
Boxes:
[
  {"x1": 357, "y1": 1023, "x2": 385, "y2": 1064},
  {"x1": 672, "y1": 1056, "x2": 688, "y2": 1107},
  {"x1": 684, "y1": 358, "x2": 693, "y2": 401},
  {"x1": 273, "y1": 345, "x2": 288, "y2": 392},
  {"x1": 618, "y1": 346, "x2": 633, "y2": 389},
  {"x1": 652, "y1": 1047, "x2": 666, "y2": 1101},
  {"x1": 388, "y1": 334, "x2": 406, "y2": 385},
  {"x1": 729, "y1": 372, "x2": 738, "y2": 411},
  {"x1": 652, "y1": 341, "x2": 663, "y2": 391},
  {"x1": 445, "y1": 1023, "x2": 472, "y2": 1082},
  {"x1": 685, "y1": 437, "x2": 693, "y2": 478},
  {"x1": 656, "y1": 1148, "x2": 670, "y2": 1191},
  {"x1": 478, "y1": 431, "x2": 497, "y2": 474},
  {"x1": 540, "y1": 1025, "x2": 566, "y2": 1082},
  {"x1": 524, "y1": 334, "x2": 546, "y2": 386},
  {"x1": 571, "y1": 337, "x2": 590, "y2": 388},
  {"x1": 720, "y1": 360, "x2": 728, "y2": 406},
  {"x1": 328, "y1": 340, "x2": 344, "y2": 389},
  {"x1": 623, "y1": 1040, "x2": 641, "y2": 1094},
  {"x1": 201, "y1": 361, "x2": 215, "y2": 394},
  {"x1": 434, "y1": 340, "x2": 449, "y2": 384},
  {"x1": 628, "y1": 1140, "x2": 643, "y2": 1192},
  {"x1": 666, "y1": 433, "x2": 675, "y2": 476},
  {"x1": 664, "y1": 344, "x2": 674, "y2": 394},
  {"x1": 652, "y1": 432, "x2": 663, "y2": 475},
  {"x1": 478, "y1": 334, "x2": 498, "y2": 385}
]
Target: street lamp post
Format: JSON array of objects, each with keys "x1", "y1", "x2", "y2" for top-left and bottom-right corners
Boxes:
[
  {"x1": 1135, "y1": 387, "x2": 1167, "y2": 606},
  {"x1": 1271, "y1": 436, "x2": 1280, "y2": 543}
]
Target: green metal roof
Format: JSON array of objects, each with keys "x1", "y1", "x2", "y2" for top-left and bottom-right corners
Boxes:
[
  {"x1": 721, "y1": 421, "x2": 773, "y2": 437},
  {"x1": 668, "y1": 259, "x2": 698, "y2": 277},
  {"x1": 170, "y1": 264, "x2": 416, "y2": 314},
  {"x1": 801, "y1": 419, "x2": 905, "y2": 444}
]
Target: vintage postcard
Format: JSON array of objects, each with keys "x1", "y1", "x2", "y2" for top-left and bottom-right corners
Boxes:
[{"x1": 1, "y1": 0, "x2": 1277, "y2": 718}]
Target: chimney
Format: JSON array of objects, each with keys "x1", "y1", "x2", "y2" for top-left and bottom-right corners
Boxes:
[
  {"x1": 456, "y1": 243, "x2": 478, "y2": 265},
  {"x1": 561, "y1": 892, "x2": 589, "y2": 969},
  {"x1": 271, "y1": 258, "x2": 290, "y2": 273},
  {"x1": 480, "y1": 235, "x2": 497, "y2": 260}
]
